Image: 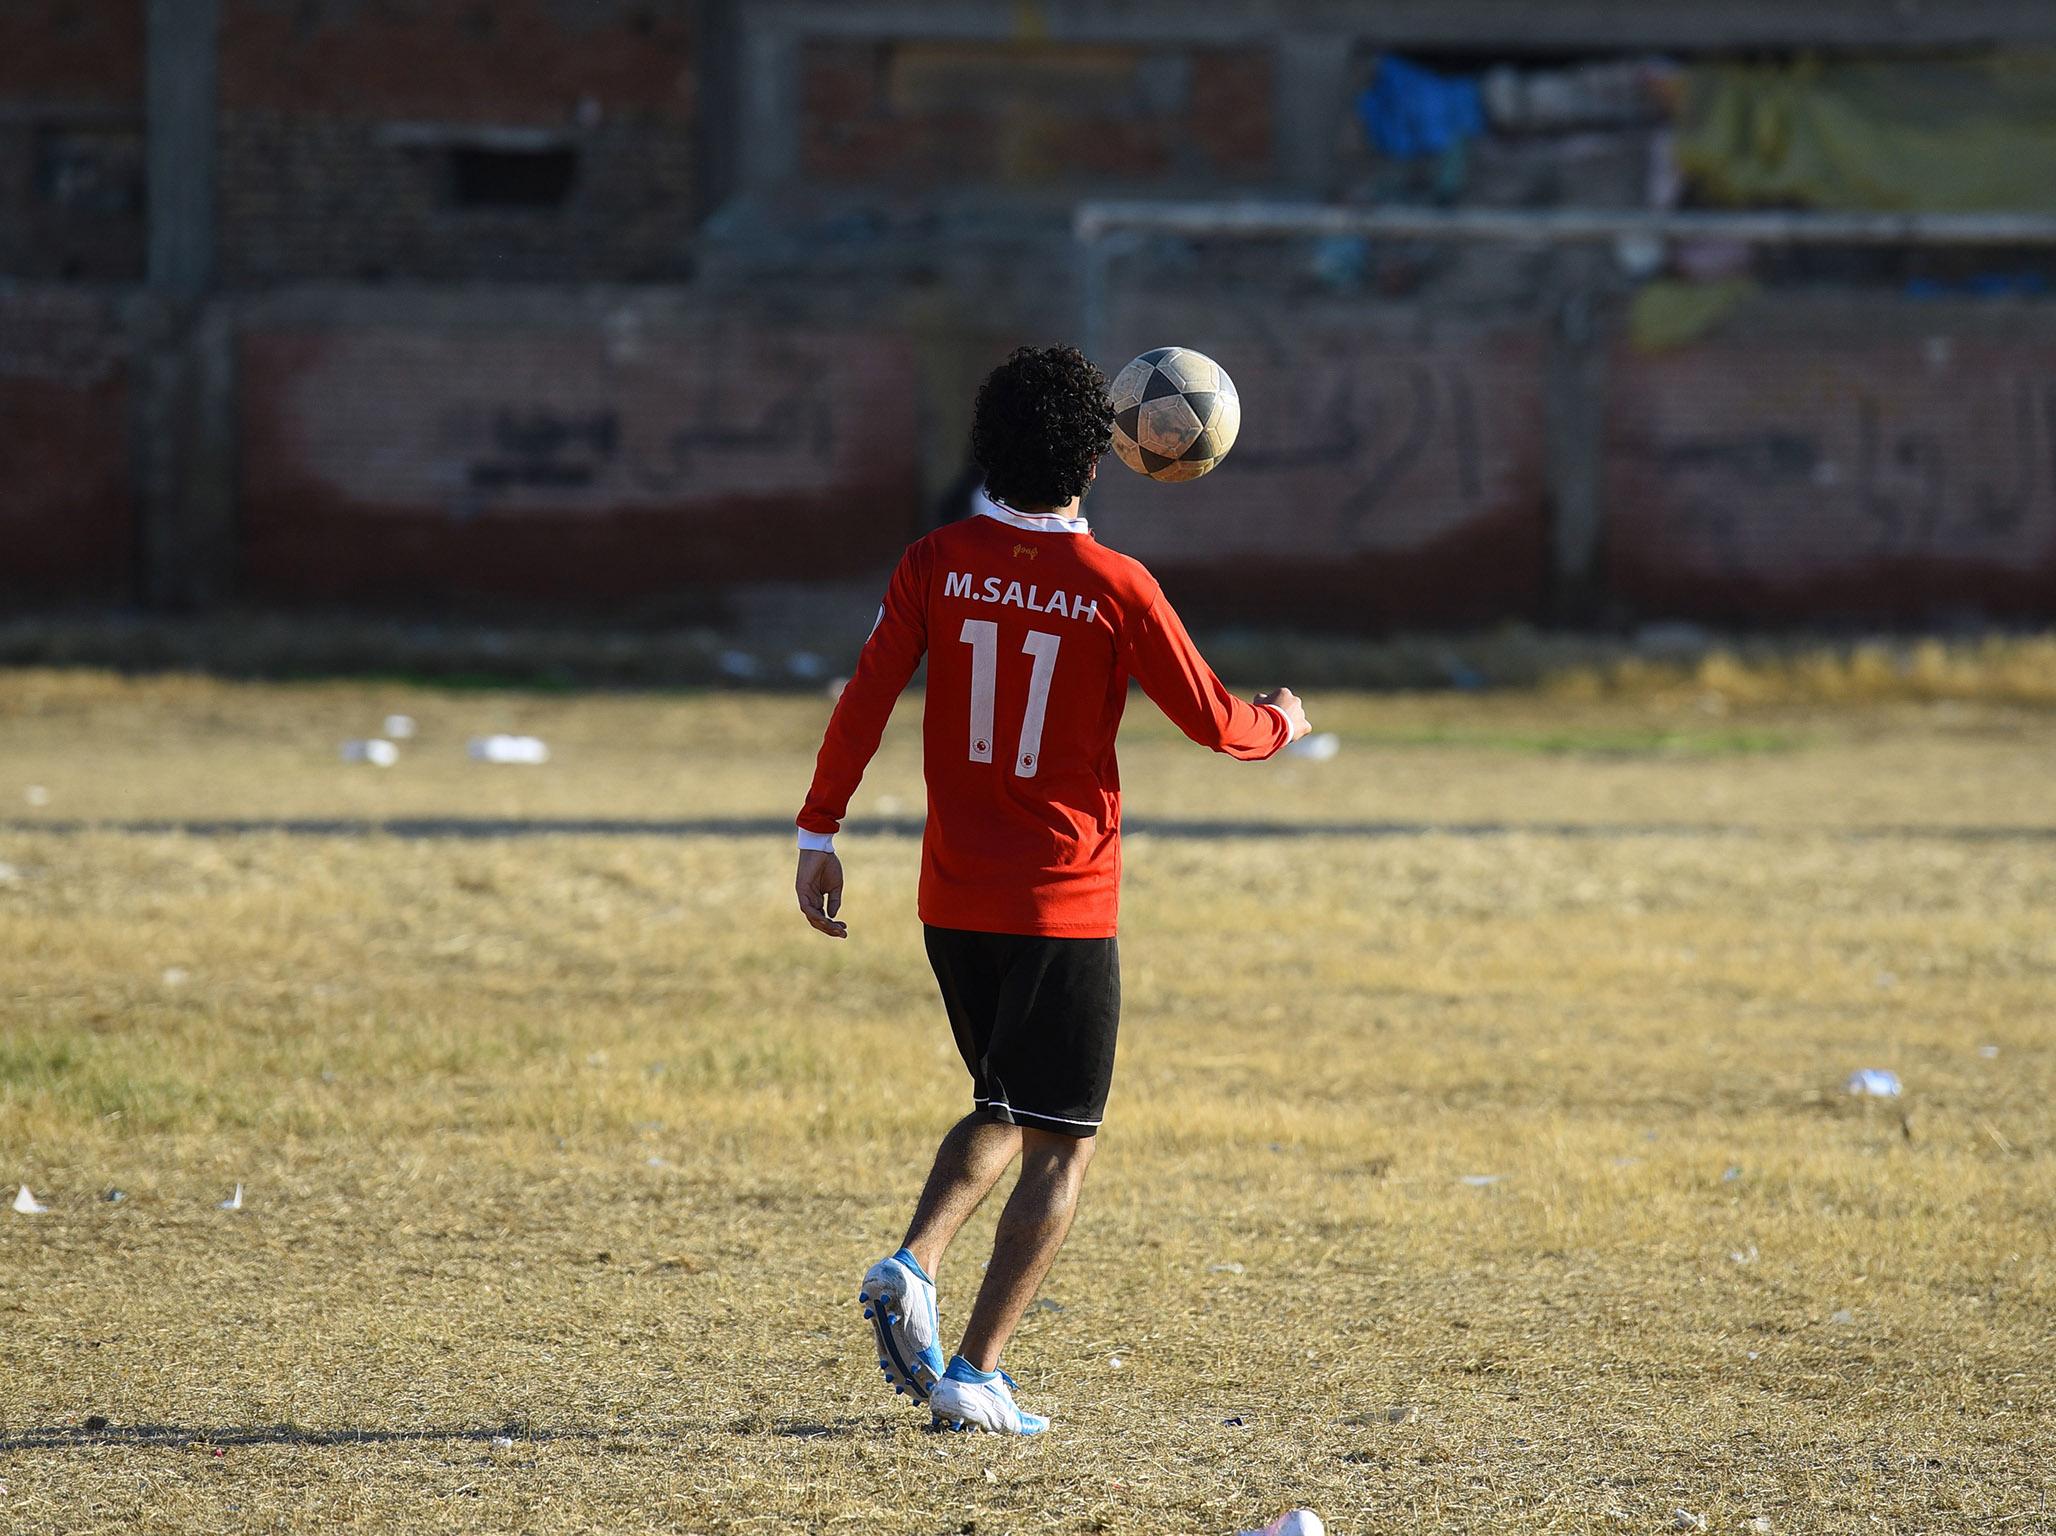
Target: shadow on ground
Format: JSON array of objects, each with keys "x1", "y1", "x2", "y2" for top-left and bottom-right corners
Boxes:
[{"x1": 0, "y1": 1423, "x2": 604, "y2": 1453}]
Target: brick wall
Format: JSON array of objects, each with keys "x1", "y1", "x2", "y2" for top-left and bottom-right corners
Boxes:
[
  {"x1": 237, "y1": 307, "x2": 919, "y2": 612},
  {"x1": 0, "y1": 0, "x2": 144, "y2": 281},
  {"x1": 1088, "y1": 305, "x2": 1549, "y2": 629},
  {"x1": 1606, "y1": 301, "x2": 2056, "y2": 623},
  {"x1": 0, "y1": 291, "x2": 134, "y2": 601},
  {"x1": 801, "y1": 40, "x2": 1272, "y2": 192},
  {"x1": 216, "y1": 0, "x2": 697, "y2": 284}
]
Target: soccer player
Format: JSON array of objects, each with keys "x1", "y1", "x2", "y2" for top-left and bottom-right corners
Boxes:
[{"x1": 793, "y1": 345, "x2": 1309, "y2": 1435}]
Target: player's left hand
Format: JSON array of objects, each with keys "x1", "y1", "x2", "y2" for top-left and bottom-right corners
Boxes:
[{"x1": 795, "y1": 849, "x2": 847, "y2": 939}]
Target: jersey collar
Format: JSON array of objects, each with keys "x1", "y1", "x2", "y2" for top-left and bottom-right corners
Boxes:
[{"x1": 972, "y1": 487, "x2": 1090, "y2": 535}]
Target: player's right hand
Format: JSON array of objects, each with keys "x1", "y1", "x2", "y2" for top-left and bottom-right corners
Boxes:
[
  {"x1": 1255, "y1": 686, "x2": 1310, "y2": 742},
  {"x1": 796, "y1": 849, "x2": 848, "y2": 939}
]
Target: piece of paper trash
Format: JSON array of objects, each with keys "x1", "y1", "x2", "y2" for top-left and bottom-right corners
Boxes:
[
  {"x1": 1722, "y1": 1165, "x2": 1743, "y2": 1182},
  {"x1": 0, "y1": 862, "x2": 20, "y2": 885},
  {"x1": 24, "y1": 784, "x2": 49, "y2": 807},
  {"x1": 1673, "y1": 1513, "x2": 1708, "y2": 1533},
  {"x1": 1284, "y1": 731, "x2": 1341, "y2": 762},
  {"x1": 382, "y1": 714, "x2": 417, "y2": 739},
  {"x1": 1206, "y1": 1261, "x2": 1246, "y2": 1274},
  {"x1": 13, "y1": 1185, "x2": 48, "y2": 1214},
  {"x1": 491, "y1": 1435, "x2": 516, "y2": 1451},
  {"x1": 1107, "y1": 1355, "x2": 1124, "y2": 1369},
  {"x1": 1978, "y1": 1045, "x2": 1999, "y2": 1059},
  {"x1": 162, "y1": 967, "x2": 190, "y2": 987},
  {"x1": 1844, "y1": 1069, "x2": 1902, "y2": 1098},
  {"x1": 1459, "y1": 1174, "x2": 1503, "y2": 1187},
  {"x1": 1729, "y1": 1245, "x2": 1758, "y2": 1265},
  {"x1": 340, "y1": 739, "x2": 399, "y2": 767},
  {"x1": 1240, "y1": 1510, "x2": 1326, "y2": 1536},
  {"x1": 468, "y1": 735, "x2": 549, "y2": 765},
  {"x1": 1741, "y1": 1519, "x2": 1772, "y2": 1534},
  {"x1": 218, "y1": 1184, "x2": 243, "y2": 1211}
]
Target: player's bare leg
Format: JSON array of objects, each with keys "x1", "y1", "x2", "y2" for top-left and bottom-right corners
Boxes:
[
  {"x1": 902, "y1": 1112, "x2": 1023, "y2": 1277},
  {"x1": 955, "y1": 1128, "x2": 1095, "y2": 1372}
]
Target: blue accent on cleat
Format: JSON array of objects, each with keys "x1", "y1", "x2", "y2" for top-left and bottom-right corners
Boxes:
[{"x1": 860, "y1": 1253, "x2": 945, "y2": 1407}]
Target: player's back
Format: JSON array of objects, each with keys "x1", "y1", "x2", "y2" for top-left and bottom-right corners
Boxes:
[
  {"x1": 796, "y1": 490, "x2": 1288, "y2": 942},
  {"x1": 914, "y1": 499, "x2": 1154, "y2": 938}
]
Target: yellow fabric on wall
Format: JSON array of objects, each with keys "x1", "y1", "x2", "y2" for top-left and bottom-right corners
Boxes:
[{"x1": 1678, "y1": 54, "x2": 2056, "y2": 212}]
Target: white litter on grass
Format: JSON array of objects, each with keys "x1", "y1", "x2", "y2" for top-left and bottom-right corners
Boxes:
[
  {"x1": 1830, "y1": 1308, "x2": 1855, "y2": 1325},
  {"x1": 1459, "y1": 1174, "x2": 1503, "y2": 1187},
  {"x1": 1722, "y1": 1166, "x2": 1743, "y2": 1182},
  {"x1": 1978, "y1": 1045, "x2": 2000, "y2": 1059},
  {"x1": 0, "y1": 863, "x2": 20, "y2": 885},
  {"x1": 1845, "y1": 1069, "x2": 1902, "y2": 1098},
  {"x1": 1673, "y1": 1512, "x2": 1708, "y2": 1533},
  {"x1": 24, "y1": 785, "x2": 49, "y2": 807},
  {"x1": 1240, "y1": 1510, "x2": 1325, "y2": 1536},
  {"x1": 1284, "y1": 731, "x2": 1341, "y2": 762},
  {"x1": 1729, "y1": 1245, "x2": 1758, "y2": 1266},
  {"x1": 491, "y1": 1435, "x2": 516, "y2": 1451},
  {"x1": 13, "y1": 1185, "x2": 48, "y2": 1214},
  {"x1": 1741, "y1": 1519, "x2": 1773, "y2": 1534},
  {"x1": 161, "y1": 967, "x2": 189, "y2": 987},
  {"x1": 218, "y1": 1184, "x2": 243, "y2": 1211},
  {"x1": 340, "y1": 739, "x2": 399, "y2": 767},
  {"x1": 468, "y1": 735, "x2": 549, "y2": 765},
  {"x1": 1107, "y1": 1356, "x2": 1124, "y2": 1370},
  {"x1": 1206, "y1": 1261, "x2": 1246, "y2": 1274},
  {"x1": 383, "y1": 715, "x2": 417, "y2": 739}
]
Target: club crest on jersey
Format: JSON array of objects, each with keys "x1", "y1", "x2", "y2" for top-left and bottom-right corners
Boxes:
[
  {"x1": 1012, "y1": 543, "x2": 1038, "y2": 560},
  {"x1": 944, "y1": 569, "x2": 1099, "y2": 624}
]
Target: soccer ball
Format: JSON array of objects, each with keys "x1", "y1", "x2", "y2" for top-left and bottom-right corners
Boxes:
[{"x1": 1108, "y1": 346, "x2": 1241, "y2": 482}]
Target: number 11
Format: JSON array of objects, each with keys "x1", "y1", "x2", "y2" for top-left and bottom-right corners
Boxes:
[{"x1": 960, "y1": 619, "x2": 1061, "y2": 778}]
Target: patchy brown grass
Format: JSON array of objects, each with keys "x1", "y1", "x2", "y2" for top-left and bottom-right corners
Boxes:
[{"x1": 0, "y1": 674, "x2": 2051, "y2": 1534}]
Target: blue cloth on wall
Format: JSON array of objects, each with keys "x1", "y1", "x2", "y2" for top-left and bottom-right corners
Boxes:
[{"x1": 1358, "y1": 55, "x2": 1485, "y2": 159}]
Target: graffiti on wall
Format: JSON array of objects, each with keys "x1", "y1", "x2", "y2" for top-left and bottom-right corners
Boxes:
[
  {"x1": 1092, "y1": 331, "x2": 1542, "y2": 562},
  {"x1": 1609, "y1": 331, "x2": 2056, "y2": 614},
  {"x1": 238, "y1": 321, "x2": 918, "y2": 597}
]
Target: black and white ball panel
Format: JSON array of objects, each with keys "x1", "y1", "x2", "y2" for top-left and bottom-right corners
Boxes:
[{"x1": 1108, "y1": 346, "x2": 1241, "y2": 483}]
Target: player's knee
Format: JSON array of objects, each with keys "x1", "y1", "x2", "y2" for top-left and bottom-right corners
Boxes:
[{"x1": 1023, "y1": 1127, "x2": 1095, "y2": 1178}]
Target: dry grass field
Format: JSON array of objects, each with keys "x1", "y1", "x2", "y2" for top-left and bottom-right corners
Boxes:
[{"x1": 1, "y1": 666, "x2": 2050, "y2": 1534}]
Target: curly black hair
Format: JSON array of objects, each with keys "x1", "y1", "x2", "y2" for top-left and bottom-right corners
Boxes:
[{"x1": 970, "y1": 345, "x2": 1113, "y2": 511}]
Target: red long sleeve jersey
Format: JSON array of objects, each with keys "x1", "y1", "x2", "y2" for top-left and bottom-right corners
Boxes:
[{"x1": 797, "y1": 496, "x2": 1289, "y2": 938}]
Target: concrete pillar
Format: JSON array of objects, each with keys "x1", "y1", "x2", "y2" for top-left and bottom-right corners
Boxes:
[
  {"x1": 1544, "y1": 247, "x2": 1612, "y2": 624},
  {"x1": 1273, "y1": 32, "x2": 1353, "y2": 196},
  {"x1": 146, "y1": 0, "x2": 218, "y2": 296},
  {"x1": 140, "y1": 0, "x2": 233, "y2": 609},
  {"x1": 735, "y1": 24, "x2": 802, "y2": 194}
]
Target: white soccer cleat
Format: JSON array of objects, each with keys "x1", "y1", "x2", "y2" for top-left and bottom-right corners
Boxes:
[
  {"x1": 928, "y1": 1356, "x2": 1050, "y2": 1436},
  {"x1": 859, "y1": 1249, "x2": 944, "y2": 1403}
]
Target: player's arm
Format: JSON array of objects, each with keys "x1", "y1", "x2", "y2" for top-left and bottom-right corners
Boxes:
[
  {"x1": 794, "y1": 544, "x2": 930, "y2": 938},
  {"x1": 1125, "y1": 587, "x2": 1308, "y2": 759}
]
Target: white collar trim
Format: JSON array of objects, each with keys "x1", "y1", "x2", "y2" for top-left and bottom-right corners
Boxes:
[{"x1": 973, "y1": 487, "x2": 1090, "y2": 535}]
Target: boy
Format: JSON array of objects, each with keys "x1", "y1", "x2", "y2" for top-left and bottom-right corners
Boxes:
[{"x1": 794, "y1": 345, "x2": 1308, "y2": 1435}]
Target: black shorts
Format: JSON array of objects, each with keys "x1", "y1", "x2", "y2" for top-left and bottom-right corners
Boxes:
[{"x1": 923, "y1": 925, "x2": 1121, "y2": 1138}]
